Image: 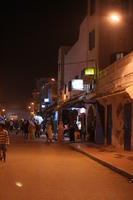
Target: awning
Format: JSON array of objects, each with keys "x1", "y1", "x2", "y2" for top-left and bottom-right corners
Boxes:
[{"x1": 58, "y1": 92, "x2": 96, "y2": 110}]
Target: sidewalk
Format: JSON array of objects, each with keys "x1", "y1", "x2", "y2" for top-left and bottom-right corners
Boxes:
[{"x1": 69, "y1": 142, "x2": 133, "y2": 180}]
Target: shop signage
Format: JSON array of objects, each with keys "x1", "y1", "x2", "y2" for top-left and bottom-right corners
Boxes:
[
  {"x1": 85, "y1": 68, "x2": 95, "y2": 75},
  {"x1": 44, "y1": 98, "x2": 49, "y2": 103},
  {"x1": 72, "y1": 79, "x2": 84, "y2": 91}
]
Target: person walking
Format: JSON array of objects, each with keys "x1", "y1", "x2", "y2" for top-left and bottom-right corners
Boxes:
[
  {"x1": 36, "y1": 121, "x2": 41, "y2": 138},
  {"x1": 69, "y1": 124, "x2": 75, "y2": 142},
  {"x1": 28, "y1": 120, "x2": 35, "y2": 140},
  {"x1": 58, "y1": 120, "x2": 64, "y2": 142},
  {"x1": 0, "y1": 116, "x2": 10, "y2": 162},
  {"x1": 73, "y1": 122, "x2": 80, "y2": 143},
  {"x1": 46, "y1": 121, "x2": 53, "y2": 143}
]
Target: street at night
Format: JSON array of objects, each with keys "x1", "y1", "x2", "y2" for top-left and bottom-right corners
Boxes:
[
  {"x1": 0, "y1": 134, "x2": 133, "y2": 200},
  {"x1": 1, "y1": 0, "x2": 133, "y2": 199}
]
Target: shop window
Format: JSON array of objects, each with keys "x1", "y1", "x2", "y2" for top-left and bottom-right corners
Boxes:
[
  {"x1": 90, "y1": 0, "x2": 95, "y2": 16},
  {"x1": 68, "y1": 81, "x2": 72, "y2": 92},
  {"x1": 89, "y1": 30, "x2": 95, "y2": 50}
]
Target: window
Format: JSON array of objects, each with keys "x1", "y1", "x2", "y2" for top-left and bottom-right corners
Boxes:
[
  {"x1": 110, "y1": 52, "x2": 127, "y2": 64},
  {"x1": 89, "y1": 30, "x2": 95, "y2": 50},
  {"x1": 64, "y1": 84, "x2": 66, "y2": 94},
  {"x1": 75, "y1": 75, "x2": 79, "y2": 79},
  {"x1": 68, "y1": 81, "x2": 72, "y2": 92},
  {"x1": 90, "y1": 0, "x2": 95, "y2": 16},
  {"x1": 81, "y1": 68, "x2": 85, "y2": 78}
]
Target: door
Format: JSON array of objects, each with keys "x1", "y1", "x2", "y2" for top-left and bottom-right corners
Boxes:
[
  {"x1": 107, "y1": 105, "x2": 112, "y2": 145},
  {"x1": 124, "y1": 103, "x2": 131, "y2": 150},
  {"x1": 95, "y1": 102, "x2": 105, "y2": 144}
]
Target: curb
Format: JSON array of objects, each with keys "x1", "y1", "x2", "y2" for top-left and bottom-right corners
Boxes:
[{"x1": 69, "y1": 144, "x2": 133, "y2": 180}]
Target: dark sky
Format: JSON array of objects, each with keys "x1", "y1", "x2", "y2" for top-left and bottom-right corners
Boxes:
[{"x1": 0, "y1": 0, "x2": 87, "y2": 108}]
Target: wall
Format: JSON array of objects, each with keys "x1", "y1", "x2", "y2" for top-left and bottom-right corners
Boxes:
[
  {"x1": 96, "y1": 52, "x2": 133, "y2": 150},
  {"x1": 64, "y1": 17, "x2": 88, "y2": 99}
]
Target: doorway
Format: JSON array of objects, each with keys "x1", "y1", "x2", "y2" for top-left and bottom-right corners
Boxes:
[
  {"x1": 107, "y1": 105, "x2": 112, "y2": 145},
  {"x1": 124, "y1": 103, "x2": 131, "y2": 150}
]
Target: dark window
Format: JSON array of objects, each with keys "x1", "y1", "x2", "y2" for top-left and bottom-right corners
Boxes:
[
  {"x1": 110, "y1": 53, "x2": 116, "y2": 64},
  {"x1": 110, "y1": 52, "x2": 127, "y2": 64},
  {"x1": 90, "y1": 0, "x2": 95, "y2": 16},
  {"x1": 64, "y1": 84, "x2": 66, "y2": 94},
  {"x1": 75, "y1": 75, "x2": 79, "y2": 79},
  {"x1": 121, "y1": 0, "x2": 129, "y2": 12},
  {"x1": 68, "y1": 81, "x2": 72, "y2": 92},
  {"x1": 89, "y1": 30, "x2": 95, "y2": 50},
  {"x1": 90, "y1": 84, "x2": 93, "y2": 91},
  {"x1": 81, "y1": 68, "x2": 85, "y2": 78}
]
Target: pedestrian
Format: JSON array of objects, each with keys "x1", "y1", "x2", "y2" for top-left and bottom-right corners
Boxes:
[
  {"x1": 73, "y1": 122, "x2": 80, "y2": 142},
  {"x1": 46, "y1": 121, "x2": 53, "y2": 143},
  {"x1": 9, "y1": 120, "x2": 13, "y2": 133},
  {"x1": 0, "y1": 116, "x2": 10, "y2": 163},
  {"x1": 58, "y1": 120, "x2": 64, "y2": 142},
  {"x1": 69, "y1": 124, "x2": 75, "y2": 142},
  {"x1": 36, "y1": 121, "x2": 41, "y2": 138},
  {"x1": 28, "y1": 120, "x2": 35, "y2": 140}
]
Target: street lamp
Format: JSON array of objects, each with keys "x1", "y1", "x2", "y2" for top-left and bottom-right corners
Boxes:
[{"x1": 109, "y1": 13, "x2": 120, "y2": 23}]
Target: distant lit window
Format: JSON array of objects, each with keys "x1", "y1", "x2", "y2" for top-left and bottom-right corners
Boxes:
[
  {"x1": 90, "y1": 0, "x2": 95, "y2": 16},
  {"x1": 89, "y1": 30, "x2": 95, "y2": 50},
  {"x1": 116, "y1": 53, "x2": 124, "y2": 60}
]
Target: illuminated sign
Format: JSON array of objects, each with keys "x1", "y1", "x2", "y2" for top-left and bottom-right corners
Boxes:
[
  {"x1": 42, "y1": 105, "x2": 45, "y2": 108},
  {"x1": 44, "y1": 98, "x2": 49, "y2": 103},
  {"x1": 85, "y1": 68, "x2": 95, "y2": 75},
  {"x1": 72, "y1": 79, "x2": 83, "y2": 91}
]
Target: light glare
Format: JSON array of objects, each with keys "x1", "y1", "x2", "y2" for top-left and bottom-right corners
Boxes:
[
  {"x1": 110, "y1": 15, "x2": 120, "y2": 22},
  {"x1": 16, "y1": 182, "x2": 23, "y2": 187}
]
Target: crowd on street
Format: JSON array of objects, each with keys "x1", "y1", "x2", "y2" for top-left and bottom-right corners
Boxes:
[
  {"x1": 3, "y1": 118, "x2": 82, "y2": 143},
  {"x1": 0, "y1": 115, "x2": 83, "y2": 163}
]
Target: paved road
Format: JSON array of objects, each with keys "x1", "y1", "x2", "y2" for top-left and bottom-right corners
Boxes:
[{"x1": 0, "y1": 134, "x2": 133, "y2": 200}]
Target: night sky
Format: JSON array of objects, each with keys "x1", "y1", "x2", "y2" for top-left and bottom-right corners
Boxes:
[{"x1": 0, "y1": 0, "x2": 87, "y2": 108}]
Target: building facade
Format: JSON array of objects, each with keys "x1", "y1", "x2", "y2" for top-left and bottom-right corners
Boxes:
[
  {"x1": 58, "y1": 0, "x2": 133, "y2": 149},
  {"x1": 96, "y1": 52, "x2": 133, "y2": 150}
]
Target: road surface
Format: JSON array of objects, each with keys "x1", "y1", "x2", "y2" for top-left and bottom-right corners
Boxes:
[{"x1": 0, "y1": 134, "x2": 133, "y2": 200}]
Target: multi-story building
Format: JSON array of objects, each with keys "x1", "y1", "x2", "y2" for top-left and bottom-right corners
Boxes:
[
  {"x1": 35, "y1": 78, "x2": 58, "y2": 115},
  {"x1": 58, "y1": 0, "x2": 133, "y2": 149},
  {"x1": 58, "y1": 46, "x2": 71, "y2": 102},
  {"x1": 60, "y1": 0, "x2": 133, "y2": 101}
]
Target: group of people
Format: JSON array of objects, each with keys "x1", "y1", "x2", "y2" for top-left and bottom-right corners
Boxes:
[{"x1": 0, "y1": 116, "x2": 82, "y2": 163}]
